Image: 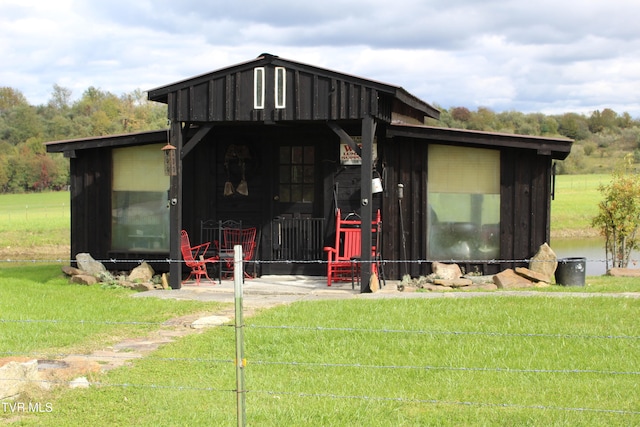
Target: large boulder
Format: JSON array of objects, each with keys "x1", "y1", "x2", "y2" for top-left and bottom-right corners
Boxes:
[
  {"x1": 515, "y1": 267, "x2": 550, "y2": 283},
  {"x1": 432, "y1": 262, "x2": 463, "y2": 280},
  {"x1": 493, "y1": 269, "x2": 534, "y2": 289},
  {"x1": 529, "y1": 243, "x2": 557, "y2": 282},
  {"x1": 129, "y1": 262, "x2": 155, "y2": 283},
  {"x1": 75, "y1": 253, "x2": 106, "y2": 276}
]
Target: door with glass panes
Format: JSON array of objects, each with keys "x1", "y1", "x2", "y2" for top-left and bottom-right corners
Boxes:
[{"x1": 269, "y1": 143, "x2": 324, "y2": 273}]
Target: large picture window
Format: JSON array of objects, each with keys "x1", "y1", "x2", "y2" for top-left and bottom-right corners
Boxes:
[
  {"x1": 427, "y1": 145, "x2": 500, "y2": 260},
  {"x1": 112, "y1": 144, "x2": 169, "y2": 252}
]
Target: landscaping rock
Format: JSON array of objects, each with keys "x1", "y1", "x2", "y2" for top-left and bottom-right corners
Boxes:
[
  {"x1": 422, "y1": 283, "x2": 453, "y2": 291},
  {"x1": 191, "y1": 315, "x2": 231, "y2": 329},
  {"x1": 70, "y1": 274, "x2": 98, "y2": 285},
  {"x1": 129, "y1": 262, "x2": 155, "y2": 283},
  {"x1": 76, "y1": 253, "x2": 106, "y2": 276},
  {"x1": 120, "y1": 281, "x2": 154, "y2": 292},
  {"x1": 607, "y1": 268, "x2": 640, "y2": 277},
  {"x1": 493, "y1": 269, "x2": 534, "y2": 289},
  {"x1": 528, "y1": 243, "x2": 557, "y2": 282},
  {"x1": 0, "y1": 360, "x2": 39, "y2": 400},
  {"x1": 62, "y1": 265, "x2": 84, "y2": 276},
  {"x1": 432, "y1": 261, "x2": 463, "y2": 280},
  {"x1": 433, "y1": 278, "x2": 473, "y2": 288},
  {"x1": 515, "y1": 267, "x2": 549, "y2": 283},
  {"x1": 464, "y1": 275, "x2": 495, "y2": 285},
  {"x1": 465, "y1": 282, "x2": 499, "y2": 291}
]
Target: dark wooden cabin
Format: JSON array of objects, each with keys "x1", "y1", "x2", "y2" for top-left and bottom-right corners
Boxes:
[{"x1": 46, "y1": 54, "x2": 572, "y2": 289}]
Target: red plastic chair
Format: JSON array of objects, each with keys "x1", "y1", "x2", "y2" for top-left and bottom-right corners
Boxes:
[
  {"x1": 323, "y1": 209, "x2": 381, "y2": 286},
  {"x1": 221, "y1": 227, "x2": 257, "y2": 279},
  {"x1": 180, "y1": 229, "x2": 219, "y2": 285}
]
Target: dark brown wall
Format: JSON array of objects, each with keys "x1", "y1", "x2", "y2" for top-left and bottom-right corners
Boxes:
[
  {"x1": 67, "y1": 128, "x2": 554, "y2": 279},
  {"x1": 69, "y1": 148, "x2": 111, "y2": 266},
  {"x1": 380, "y1": 138, "x2": 553, "y2": 278}
]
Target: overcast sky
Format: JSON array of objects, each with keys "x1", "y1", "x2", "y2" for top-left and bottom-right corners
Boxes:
[{"x1": 2, "y1": 0, "x2": 640, "y2": 116}]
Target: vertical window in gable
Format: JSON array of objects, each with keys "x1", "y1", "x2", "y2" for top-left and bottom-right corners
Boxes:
[
  {"x1": 254, "y1": 67, "x2": 265, "y2": 109},
  {"x1": 275, "y1": 67, "x2": 286, "y2": 109}
]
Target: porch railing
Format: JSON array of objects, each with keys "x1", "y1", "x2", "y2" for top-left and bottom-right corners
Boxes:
[{"x1": 271, "y1": 217, "x2": 325, "y2": 262}]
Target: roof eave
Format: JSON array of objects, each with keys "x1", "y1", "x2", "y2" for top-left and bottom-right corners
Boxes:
[{"x1": 387, "y1": 124, "x2": 573, "y2": 160}]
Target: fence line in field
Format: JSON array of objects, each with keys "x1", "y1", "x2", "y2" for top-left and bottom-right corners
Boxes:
[
  {"x1": 2, "y1": 257, "x2": 639, "y2": 423},
  {"x1": 2, "y1": 323, "x2": 639, "y2": 416}
]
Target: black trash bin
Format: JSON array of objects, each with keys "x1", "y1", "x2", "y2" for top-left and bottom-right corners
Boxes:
[{"x1": 555, "y1": 257, "x2": 586, "y2": 286}]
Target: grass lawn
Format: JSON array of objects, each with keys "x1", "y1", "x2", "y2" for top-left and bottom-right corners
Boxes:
[
  {"x1": 0, "y1": 264, "x2": 223, "y2": 356},
  {"x1": 0, "y1": 191, "x2": 70, "y2": 260},
  {"x1": 550, "y1": 174, "x2": 610, "y2": 237},
  {"x1": 10, "y1": 296, "x2": 640, "y2": 426}
]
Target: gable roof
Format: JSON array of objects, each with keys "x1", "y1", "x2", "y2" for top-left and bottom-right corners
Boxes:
[{"x1": 148, "y1": 53, "x2": 439, "y2": 124}]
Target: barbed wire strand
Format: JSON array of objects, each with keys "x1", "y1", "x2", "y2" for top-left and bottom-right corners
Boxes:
[
  {"x1": 0, "y1": 377, "x2": 637, "y2": 416},
  {"x1": 0, "y1": 257, "x2": 623, "y2": 265},
  {"x1": 2, "y1": 318, "x2": 638, "y2": 341},
  {"x1": 1, "y1": 351, "x2": 637, "y2": 377}
]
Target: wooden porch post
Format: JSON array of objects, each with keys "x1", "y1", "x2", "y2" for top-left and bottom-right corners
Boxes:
[
  {"x1": 360, "y1": 114, "x2": 375, "y2": 293},
  {"x1": 168, "y1": 121, "x2": 183, "y2": 289}
]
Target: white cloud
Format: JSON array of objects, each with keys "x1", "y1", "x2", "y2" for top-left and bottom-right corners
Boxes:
[{"x1": 1, "y1": 0, "x2": 640, "y2": 116}]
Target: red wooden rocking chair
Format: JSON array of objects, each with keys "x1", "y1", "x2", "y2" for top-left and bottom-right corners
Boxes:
[
  {"x1": 220, "y1": 227, "x2": 257, "y2": 279},
  {"x1": 323, "y1": 209, "x2": 381, "y2": 286},
  {"x1": 180, "y1": 229, "x2": 219, "y2": 285}
]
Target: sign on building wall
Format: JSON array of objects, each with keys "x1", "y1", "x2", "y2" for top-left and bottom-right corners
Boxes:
[{"x1": 340, "y1": 137, "x2": 378, "y2": 165}]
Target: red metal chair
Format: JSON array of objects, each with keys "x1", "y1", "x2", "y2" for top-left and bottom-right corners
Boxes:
[
  {"x1": 323, "y1": 209, "x2": 381, "y2": 286},
  {"x1": 180, "y1": 229, "x2": 219, "y2": 285},
  {"x1": 221, "y1": 227, "x2": 257, "y2": 279}
]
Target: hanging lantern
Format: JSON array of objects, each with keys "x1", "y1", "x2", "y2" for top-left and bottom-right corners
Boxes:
[
  {"x1": 161, "y1": 143, "x2": 177, "y2": 176},
  {"x1": 372, "y1": 170, "x2": 383, "y2": 194}
]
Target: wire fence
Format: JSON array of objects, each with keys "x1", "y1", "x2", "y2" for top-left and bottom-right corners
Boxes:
[
  {"x1": 2, "y1": 319, "x2": 639, "y2": 419},
  {"x1": 2, "y1": 257, "x2": 640, "y2": 424}
]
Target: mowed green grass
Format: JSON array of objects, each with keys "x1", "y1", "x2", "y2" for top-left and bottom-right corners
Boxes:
[
  {"x1": 551, "y1": 174, "x2": 610, "y2": 236},
  {"x1": 13, "y1": 297, "x2": 640, "y2": 426},
  {"x1": 0, "y1": 191, "x2": 70, "y2": 251},
  {"x1": 0, "y1": 264, "x2": 223, "y2": 356}
]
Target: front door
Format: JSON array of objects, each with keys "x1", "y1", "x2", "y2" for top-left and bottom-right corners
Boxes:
[{"x1": 267, "y1": 143, "x2": 325, "y2": 275}]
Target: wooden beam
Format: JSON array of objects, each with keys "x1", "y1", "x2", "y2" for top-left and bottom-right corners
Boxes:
[
  {"x1": 180, "y1": 123, "x2": 214, "y2": 160},
  {"x1": 327, "y1": 121, "x2": 361, "y2": 157},
  {"x1": 360, "y1": 115, "x2": 375, "y2": 293},
  {"x1": 168, "y1": 121, "x2": 184, "y2": 289}
]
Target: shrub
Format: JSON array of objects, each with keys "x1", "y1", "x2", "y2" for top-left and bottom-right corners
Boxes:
[{"x1": 591, "y1": 155, "x2": 640, "y2": 269}]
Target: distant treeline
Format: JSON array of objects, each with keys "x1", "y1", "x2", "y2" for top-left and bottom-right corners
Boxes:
[{"x1": 1, "y1": 85, "x2": 639, "y2": 193}]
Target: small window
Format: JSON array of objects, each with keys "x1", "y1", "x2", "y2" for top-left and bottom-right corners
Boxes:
[
  {"x1": 275, "y1": 67, "x2": 286, "y2": 108},
  {"x1": 254, "y1": 67, "x2": 265, "y2": 109}
]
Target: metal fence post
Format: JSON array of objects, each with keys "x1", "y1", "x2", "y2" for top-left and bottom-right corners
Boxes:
[{"x1": 234, "y1": 244, "x2": 246, "y2": 427}]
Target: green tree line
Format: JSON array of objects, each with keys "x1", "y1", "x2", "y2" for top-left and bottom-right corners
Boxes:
[
  {"x1": 2, "y1": 85, "x2": 640, "y2": 193},
  {"x1": 0, "y1": 85, "x2": 167, "y2": 193}
]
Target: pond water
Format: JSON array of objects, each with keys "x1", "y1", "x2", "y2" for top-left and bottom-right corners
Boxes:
[{"x1": 551, "y1": 237, "x2": 640, "y2": 276}]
